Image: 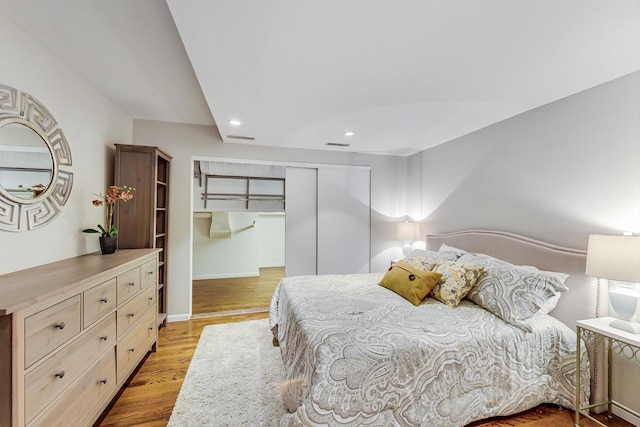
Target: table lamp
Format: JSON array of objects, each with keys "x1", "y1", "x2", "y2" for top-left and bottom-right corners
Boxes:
[
  {"x1": 397, "y1": 221, "x2": 419, "y2": 257},
  {"x1": 585, "y1": 234, "x2": 640, "y2": 334}
]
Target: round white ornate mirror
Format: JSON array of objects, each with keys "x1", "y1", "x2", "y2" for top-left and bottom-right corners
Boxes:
[{"x1": 0, "y1": 85, "x2": 73, "y2": 231}]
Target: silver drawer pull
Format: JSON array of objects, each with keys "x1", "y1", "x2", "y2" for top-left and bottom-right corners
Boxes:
[
  {"x1": 100, "y1": 335, "x2": 108, "y2": 341},
  {"x1": 127, "y1": 313, "x2": 135, "y2": 318},
  {"x1": 128, "y1": 282, "x2": 135, "y2": 287},
  {"x1": 100, "y1": 297, "x2": 109, "y2": 303},
  {"x1": 148, "y1": 297, "x2": 153, "y2": 301},
  {"x1": 99, "y1": 378, "x2": 108, "y2": 385},
  {"x1": 148, "y1": 327, "x2": 154, "y2": 331},
  {"x1": 147, "y1": 271, "x2": 154, "y2": 275},
  {"x1": 55, "y1": 322, "x2": 65, "y2": 330},
  {"x1": 128, "y1": 348, "x2": 135, "y2": 353},
  {"x1": 55, "y1": 371, "x2": 65, "y2": 379}
]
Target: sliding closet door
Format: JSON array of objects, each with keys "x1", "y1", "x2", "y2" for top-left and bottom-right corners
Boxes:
[
  {"x1": 284, "y1": 167, "x2": 317, "y2": 276},
  {"x1": 317, "y1": 167, "x2": 370, "y2": 274}
]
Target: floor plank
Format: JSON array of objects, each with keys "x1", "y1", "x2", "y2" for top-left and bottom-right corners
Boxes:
[{"x1": 192, "y1": 267, "x2": 284, "y2": 315}]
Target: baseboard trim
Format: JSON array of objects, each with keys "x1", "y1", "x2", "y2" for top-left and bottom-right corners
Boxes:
[
  {"x1": 193, "y1": 271, "x2": 259, "y2": 280},
  {"x1": 614, "y1": 407, "x2": 640, "y2": 426},
  {"x1": 167, "y1": 314, "x2": 191, "y2": 323},
  {"x1": 191, "y1": 307, "x2": 269, "y2": 320}
]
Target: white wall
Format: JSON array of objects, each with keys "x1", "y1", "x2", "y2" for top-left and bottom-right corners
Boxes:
[
  {"x1": 0, "y1": 15, "x2": 133, "y2": 275},
  {"x1": 192, "y1": 211, "x2": 260, "y2": 279},
  {"x1": 192, "y1": 211, "x2": 284, "y2": 279},
  {"x1": 132, "y1": 120, "x2": 408, "y2": 320},
  {"x1": 258, "y1": 213, "x2": 285, "y2": 268},
  {"x1": 411, "y1": 71, "x2": 640, "y2": 247},
  {"x1": 317, "y1": 167, "x2": 371, "y2": 274}
]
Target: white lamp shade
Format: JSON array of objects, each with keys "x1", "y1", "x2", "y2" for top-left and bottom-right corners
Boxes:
[
  {"x1": 585, "y1": 235, "x2": 640, "y2": 282},
  {"x1": 397, "y1": 222, "x2": 419, "y2": 241}
]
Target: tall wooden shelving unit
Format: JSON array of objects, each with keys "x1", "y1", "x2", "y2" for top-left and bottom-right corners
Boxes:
[{"x1": 114, "y1": 144, "x2": 171, "y2": 327}]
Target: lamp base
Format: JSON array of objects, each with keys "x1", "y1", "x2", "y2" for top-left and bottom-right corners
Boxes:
[{"x1": 609, "y1": 319, "x2": 640, "y2": 334}]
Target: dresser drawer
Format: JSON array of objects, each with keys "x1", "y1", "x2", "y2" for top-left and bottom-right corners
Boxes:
[
  {"x1": 116, "y1": 266, "x2": 140, "y2": 305},
  {"x1": 117, "y1": 284, "x2": 155, "y2": 339},
  {"x1": 25, "y1": 296, "x2": 81, "y2": 368},
  {"x1": 117, "y1": 308, "x2": 156, "y2": 383},
  {"x1": 140, "y1": 258, "x2": 157, "y2": 289},
  {"x1": 28, "y1": 350, "x2": 116, "y2": 427},
  {"x1": 25, "y1": 313, "x2": 116, "y2": 423},
  {"x1": 83, "y1": 278, "x2": 117, "y2": 328}
]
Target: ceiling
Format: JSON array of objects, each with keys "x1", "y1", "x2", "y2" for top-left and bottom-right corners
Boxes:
[{"x1": 2, "y1": 1, "x2": 639, "y2": 156}]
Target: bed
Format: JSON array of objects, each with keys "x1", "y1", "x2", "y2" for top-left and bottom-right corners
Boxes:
[{"x1": 269, "y1": 230, "x2": 606, "y2": 426}]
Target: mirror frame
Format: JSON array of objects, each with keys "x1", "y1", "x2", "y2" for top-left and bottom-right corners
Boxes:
[{"x1": 0, "y1": 84, "x2": 73, "y2": 231}]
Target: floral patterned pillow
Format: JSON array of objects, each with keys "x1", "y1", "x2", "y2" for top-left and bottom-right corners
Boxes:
[
  {"x1": 403, "y1": 249, "x2": 460, "y2": 271},
  {"x1": 430, "y1": 260, "x2": 485, "y2": 308},
  {"x1": 458, "y1": 253, "x2": 570, "y2": 331}
]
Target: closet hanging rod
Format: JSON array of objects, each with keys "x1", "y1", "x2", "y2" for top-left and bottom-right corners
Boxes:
[
  {"x1": 204, "y1": 174, "x2": 285, "y2": 182},
  {"x1": 201, "y1": 197, "x2": 285, "y2": 202},
  {"x1": 201, "y1": 192, "x2": 284, "y2": 198},
  {"x1": 202, "y1": 174, "x2": 285, "y2": 208},
  {"x1": 201, "y1": 194, "x2": 285, "y2": 202}
]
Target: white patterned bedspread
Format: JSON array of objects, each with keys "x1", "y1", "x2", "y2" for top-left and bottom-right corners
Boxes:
[{"x1": 269, "y1": 273, "x2": 590, "y2": 427}]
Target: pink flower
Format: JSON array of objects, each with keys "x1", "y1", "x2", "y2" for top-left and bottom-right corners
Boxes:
[{"x1": 82, "y1": 185, "x2": 135, "y2": 237}]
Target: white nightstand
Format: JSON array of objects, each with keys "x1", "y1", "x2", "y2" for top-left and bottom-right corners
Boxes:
[{"x1": 575, "y1": 317, "x2": 640, "y2": 426}]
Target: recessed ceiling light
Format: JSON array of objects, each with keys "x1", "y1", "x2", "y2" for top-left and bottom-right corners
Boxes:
[
  {"x1": 343, "y1": 131, "x2": 354, "y2": 137},
  {"x1": 228, "y1": 120, "x2": 242, "y2": 126}
]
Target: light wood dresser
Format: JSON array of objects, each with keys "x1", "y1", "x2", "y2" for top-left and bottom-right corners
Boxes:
[{"x1": 0, "y1": 249, "x2": 160, "y2": 427}]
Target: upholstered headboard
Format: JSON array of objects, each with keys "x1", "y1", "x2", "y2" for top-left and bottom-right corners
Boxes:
[
  {"x1": 426, "y1": 230, "x2": 606, "y2": 328},
  {"x1": 426, "y1": 230, "x2": 607, "y2": 406}
]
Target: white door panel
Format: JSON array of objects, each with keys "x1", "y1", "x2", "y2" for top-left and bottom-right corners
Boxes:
[
  {"x1": 284, "y1": 167, "x2": 317, "y2": 276},
  {"x1": 317, "y1": 168, "x2": 370, "y2": 274}
]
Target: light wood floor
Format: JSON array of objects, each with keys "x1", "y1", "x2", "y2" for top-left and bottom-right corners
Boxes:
[
  {"x1": 192, "y1": 267, "x2": 284, "y2": 316},
  {"x1": 97, "y1": 272, "x2": 632, "y2": 427}
]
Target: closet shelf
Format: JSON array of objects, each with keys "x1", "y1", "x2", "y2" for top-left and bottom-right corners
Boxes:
[
  {"x1": 201, "y1": 193, "x2": 285, "y2": 201},
  {"x1": 201, "y1": 174, "x2": 285, "y2": 209}
]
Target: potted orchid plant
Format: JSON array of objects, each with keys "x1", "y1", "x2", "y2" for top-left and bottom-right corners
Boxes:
[{"x1": 83, "y1": 185, "x2": 135, "y2": 253}]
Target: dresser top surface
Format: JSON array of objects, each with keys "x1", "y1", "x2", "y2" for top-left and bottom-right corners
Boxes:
[{"x1": 0, "y1": 249, "x2": 160, "y2": 315}]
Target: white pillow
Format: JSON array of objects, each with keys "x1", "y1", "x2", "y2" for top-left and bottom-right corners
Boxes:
[
  {"x1": 458, "y1": 252, "x2": 570, "y2": 330},
  {"x1": 439, "y1": 243, "x2": 468, "y2": 255},
  {"x1": 519, "y1": 266, "x2": 569, "y2": 314},
  {"x1": 403, "y1": 249, "x2": 460, "y2": 271},
  {"x1": 457, "y1": 252, "x2": 569, "y2": 283},
  {"x1": 520, "y1": 265, "x2": 569, "y2": 283}
]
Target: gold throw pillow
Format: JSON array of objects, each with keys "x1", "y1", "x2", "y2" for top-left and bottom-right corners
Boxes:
[{"x1": 379, "y1": 260, "x2": 443, "y2": 305}]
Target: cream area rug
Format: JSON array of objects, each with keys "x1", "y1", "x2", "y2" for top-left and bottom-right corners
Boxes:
[{"x1": 167, "y1": 319, "x2": 286, "y2": 426}]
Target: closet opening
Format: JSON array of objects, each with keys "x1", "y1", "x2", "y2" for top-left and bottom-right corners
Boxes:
[{"x1": 191, "y1": 160, "x2": 285, "y2": 318}]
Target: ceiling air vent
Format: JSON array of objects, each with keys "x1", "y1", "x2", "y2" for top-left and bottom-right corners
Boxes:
[
  {"x1": 226, "y1": 135, "x2": 255, "y2": 141},
  {"x1": 326, "y1": 142, "x2": 350, "y2": 147}
]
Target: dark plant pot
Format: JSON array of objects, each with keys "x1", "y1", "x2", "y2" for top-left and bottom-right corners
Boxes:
[{"x1": 99, "y1": 236, "x2": 118, "y2": 255}]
